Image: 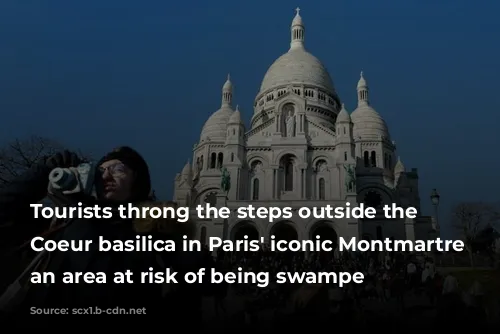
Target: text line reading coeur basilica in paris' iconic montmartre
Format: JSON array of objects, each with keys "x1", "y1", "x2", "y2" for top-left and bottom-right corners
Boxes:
[{"x1": 32, "y1": 235, "x2": 465, "y2": 254}]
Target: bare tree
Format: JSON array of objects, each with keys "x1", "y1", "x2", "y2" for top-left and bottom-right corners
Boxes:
[
  {"x1": 451, "y1": 202, "x2": 497, "y2": 267},
  {"x1": 0, "y1": 135, "x2": 91, "y2": 187},
  {"x1": 0, "y1": 136, "x2": 93, "y2": 256},
  {"x1": 0, "y1": 136, "x2": 62, "y2": 186}
]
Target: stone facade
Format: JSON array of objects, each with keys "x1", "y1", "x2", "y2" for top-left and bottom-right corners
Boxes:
[{"x1": 173, "y1": 9, "x2": 435, "y2": 246}]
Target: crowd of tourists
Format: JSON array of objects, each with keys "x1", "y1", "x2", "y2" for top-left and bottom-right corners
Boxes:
[{"x1": 205, "y1": 246, "x2": 497, "y2": 330}]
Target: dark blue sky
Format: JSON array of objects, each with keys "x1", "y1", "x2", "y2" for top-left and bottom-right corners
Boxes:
[{"x1": 0, "y1": 0, "x2": 498, "y2": 237}]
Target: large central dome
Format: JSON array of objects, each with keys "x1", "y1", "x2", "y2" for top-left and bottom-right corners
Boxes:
[
  {"x1": 258, "y1": 8, "x2": 335, "y2": 96},
  {"x1": 259, "y1": 48, "x2": 335, "y2": 94}
]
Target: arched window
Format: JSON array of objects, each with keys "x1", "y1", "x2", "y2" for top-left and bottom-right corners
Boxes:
[
  {"x1": 364, "y1": 191, "x2": 383, "y2": 208},
  {"x1": 363, "y1": 151, "x2": 369, "y2": 167},
  {"x1": 200, "y1": 155, "x2": 204, "y2": 170},
  {"x1": 370, "y1": 151, "x2": 376, "y2": 167},
  {"x1": 200, "y1": 227, "x2": 207, "y2": 245},
  {"x1": 284, "y1": 158, "x2": 294, "y2": 191},
  {"x1": 318, "y1": 178, "x2": 325, "y2": 200},
  {"x1": 230, "y1": 153, "x2": 234, "y2": 162},
  {"x1": 210, "y1": 153, "x2": 216, "y2": 169},
  {"x1": 217, "y1": 152, "x2": 223, "y2": 168},
  {"x1": 344, "y1": 151, "x2": 348, "y2": 161},
  {"x1": 252, "y1": 178, "x2": 259, "y2": 200}
]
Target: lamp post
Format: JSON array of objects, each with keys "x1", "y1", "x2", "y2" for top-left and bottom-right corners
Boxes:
[{"x1": 430, "y1": 188, "x2": 440, "y2": 231}]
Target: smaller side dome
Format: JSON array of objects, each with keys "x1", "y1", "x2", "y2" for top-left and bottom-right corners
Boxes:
[
  {"x1": 229, "y1": 105, "x2": 243, "y2": 124},
  {"x1": 200, "y1": 108, "x2": 233, "y2": 142},
  {"x1": 351, "y1": 105, "x2": 389, "y2": 138},
  {"x1": 181, "y1": 160, "x2": 192, "y2": 175},
  {"x1": 180, "y1": 160, "x2": 193, "y2": 186},
  {"x1": 336, "y1": 103, "x2": 351, "y2": 123},
  {"x1": 199, "y1": 75, "x2": 235, "y2": 142},
  {"x1": 351, "y1": 71, "x2": 390, "y2": 139}
]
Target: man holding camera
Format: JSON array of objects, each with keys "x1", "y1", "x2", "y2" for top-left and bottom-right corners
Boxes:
[{"x1": 0, "y1": 146, "x2": 206, "y2": 326}]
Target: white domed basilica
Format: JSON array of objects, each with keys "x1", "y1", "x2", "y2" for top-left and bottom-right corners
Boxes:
[{"x1": 173, "y1": 9, "x2": 435, "y2": 245}]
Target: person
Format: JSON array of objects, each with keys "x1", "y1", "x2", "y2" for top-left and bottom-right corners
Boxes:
[
  {"x1": 442, "y1": 272, "x2": 459, "y2": 296},
  {"x1": 406, "y1": 260, "x2": 417, "y2": 290},
  {"x1": 0, "y1": 147, "x2": 204, "y2": 326},
  {"x1": 436, "y1": 272, "x2": 467, "y2": 328}
]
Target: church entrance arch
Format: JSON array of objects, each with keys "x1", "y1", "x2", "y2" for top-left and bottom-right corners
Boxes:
[
  {"x1": 310, "y1": 221, "x2": 338, "y2": 247},
  {"x1": 231, "y1": 221, "x2": 259, "y2": 241},
  {"x1": 309, "y1": 221, "x2": 338, "y2": 262},
  {"x1": 270, "y1": 221, "x2": 298, "y2": 241}
]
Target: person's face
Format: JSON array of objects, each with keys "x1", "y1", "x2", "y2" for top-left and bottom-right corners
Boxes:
[{"x1": 97, "y1": 159, "x2": 135, "y2": 201}]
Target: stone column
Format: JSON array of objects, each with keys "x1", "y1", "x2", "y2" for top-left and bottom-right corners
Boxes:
[
  {"x1": 297, "y1": 163, "x2": 307, "y2": 199},
  {"x1": 301, "y1": 168, "x2": 306, "y2": 199},
  {"x1": 312, "y1": 171, "x2": 316, "y2": 200},
  {"x1": 216, "y1": 192, "x2": 229, "y2": 240},
  {"x1": 235, "y1": 168, "x2": 240, "y2": 200},
  {"x1": 203, "y1": 146, "x2": 210, "y2": 171},
  {"x1": 297, "y1": 113, "x2": 305, "y2": 134},
  {"x1": 274, "y1": 112, "x2": 282, "y2": 135},
  {"x1": 273, "y1": 168, "x2": 280, "y2": 199},
  {"x1": 345, "y1": 193, "x2": 361, "y2": 240},
  {"x1": 405, "y1": 217, "x2": 416, "y2": 242}
]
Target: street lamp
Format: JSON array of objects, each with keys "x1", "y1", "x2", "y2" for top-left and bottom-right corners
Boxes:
[{"x1": 430, "y1": 188, "x2": 440, "y2": 230}]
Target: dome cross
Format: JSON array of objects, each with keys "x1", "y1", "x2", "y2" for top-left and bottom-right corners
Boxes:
[{"x1": 290, "y1": 7, "x2": 305, "y2": 49}]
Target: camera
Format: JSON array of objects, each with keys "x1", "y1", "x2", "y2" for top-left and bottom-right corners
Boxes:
[{"x1": 48, "y1": 162, "x2": 97, "y2": 197}]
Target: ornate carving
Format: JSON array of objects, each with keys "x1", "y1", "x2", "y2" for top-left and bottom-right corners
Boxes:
[
  {"x1": 316, "y1": 160, "x2": 328, "y2": 172},
  {"x1": 251, "y1": 160, "x2": 263, "y2": 173},
  {"x1": 196, "y1": 158, "x2": 202, "y2": 172}
]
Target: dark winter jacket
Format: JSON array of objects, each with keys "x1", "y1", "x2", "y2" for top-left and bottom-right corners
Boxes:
[{"x1": 0, "y1": 160, "x2": 211, "y2": 326}]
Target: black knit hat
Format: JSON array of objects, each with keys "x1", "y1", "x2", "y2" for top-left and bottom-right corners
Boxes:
[{"x1": 98, "y1": 146, "x2": 151, "y2": 202}]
